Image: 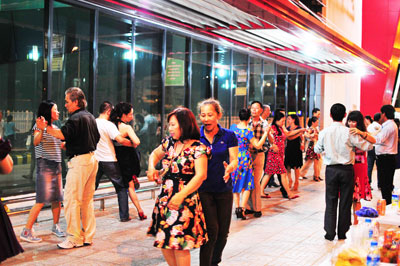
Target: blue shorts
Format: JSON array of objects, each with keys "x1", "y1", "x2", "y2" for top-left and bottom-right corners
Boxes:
[{"x1": 36, "y1": 158, "x2": 63, "y2": 203}]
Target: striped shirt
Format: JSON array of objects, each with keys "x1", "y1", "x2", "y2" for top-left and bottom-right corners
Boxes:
[{"x1": 33, "y1": 123, "x2": 62, "y2": 162}]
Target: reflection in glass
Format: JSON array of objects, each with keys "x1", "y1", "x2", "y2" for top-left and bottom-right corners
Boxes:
[
  {"x1": 191, "y1": 40, "x2": 212, "y2": 116},
  {"x1": 276, "y1": 64, "x2": 287, "y2": 111},
  {"x1": 52, "y1": 2, "x2": 93, "y2": 115},
  {"x1": 214, "y1": 46, "x2": 231, "y2": 128},
  {"x1": 287, "y1": 67, "x2": 297, "y2": 114},
  {"x1": 249, "y1": 57, "x2": 262, "y2": 103},
  {"x1": 0, "y1": 0, "x2": 45, "y2": 196},
  {"x1": 298, "y1": 71, "x2": 306, "y2": 127},
  {"x1": 263, "y1": 61, "x2": 275, "y2": 112},
  {"x1": 165, "y1": 32, "x2": 189, "y2": 114},
  {"x1": 133, "y1": 23, "x2": 163, "y2": 174},
  {"x1": 97, "y1": 14, "x2": 132, "y2": 113},
  {"x1": 232, "y1": 51, "x2": 248, "y2": 125}
]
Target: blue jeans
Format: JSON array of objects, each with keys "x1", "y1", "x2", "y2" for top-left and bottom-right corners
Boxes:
[
  {"x1": 199, "y1": 191, "x2": 233, "y2": 266},
  {"x1": 95, "y1": 161, "x2": 129, "y2": 220}
]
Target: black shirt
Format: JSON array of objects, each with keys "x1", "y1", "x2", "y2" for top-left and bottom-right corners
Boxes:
[{"x1": 61, "y1": 109, "x2": 100, "y2": 158}]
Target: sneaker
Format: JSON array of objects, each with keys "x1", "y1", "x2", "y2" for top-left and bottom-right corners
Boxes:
[
  {"x1": 57, "y1": 239, "x2": 83, "y2": 249},
  {"x1": 52, "y1": 224, "x2": 66, "y2": 238},
  {"x1": 20, "y1": 228, "x2": 42, "y2": 243}
]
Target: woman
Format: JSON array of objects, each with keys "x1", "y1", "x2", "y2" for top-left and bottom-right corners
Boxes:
[
  {"x1": 284, "y1": 114, "x2": 304, "y2": 191},
  {"x1": 260, "y1": 112, "x2": 303, "y2": 199},
  {"x1": 147, "y1": 107, "x2": 209, "y2": 266},
  {"x1": 197, "y1": 98, "x2": 238, "y2": 266},
  {"x1": 300, "y1": 117, "x2": 321, "y2": 181},
  {"x1": 20, "y1": 101, "x2": 65, "y2": 243},
  {"x1": 230, "y1": 108, "x2": 269, "y2": 220},
  {"x1": 0, "y1": 138, "x2": 24, "y2": 262},
  {"x1": 110, "y1": 102, "x2": 146, "y2": 220},
  {"x1": 346, "y1": 111, "x2": 376, "y2": 224}
]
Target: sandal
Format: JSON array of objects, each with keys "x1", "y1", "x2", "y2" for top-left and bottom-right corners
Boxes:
[
  {"x1": 235, "y1": 207, "x2": 246, "y2": 220},
  {"x1": 261, "y1": 194, "x2": 271, "y2": 199},
  {"x1": 138, "y1": 212, "x2": 147, "y2": 220},
  {"x1": 288, "y1": 195, "x2": 300, "y2": 200},
  {"x1": 313, "y1": 176, "x2": 320, "y2": 182}
]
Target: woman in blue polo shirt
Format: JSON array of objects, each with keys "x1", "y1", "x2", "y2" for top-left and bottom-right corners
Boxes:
[{"x1": 198, "y1": 98, "x2": 238, "y2": 266}]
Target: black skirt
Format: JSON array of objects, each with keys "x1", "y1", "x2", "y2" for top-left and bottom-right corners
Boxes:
[
  {"x1": 284, "y1": 136, "x2": 303, "y2": 168},
  {"x1": 0, "y1": 201, "x2": 23, "y2": 263}
]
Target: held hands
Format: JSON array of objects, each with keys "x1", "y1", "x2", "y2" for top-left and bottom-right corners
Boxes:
[
  {"x1": 147, "y1": 168, "x2": 161, "y2": 184},
  {"x1": 349, "y1": 128, "x2": 360, "y2": 136},
  {"x1": 223, "y1": 161, "x2": 232, "y2": 183},
  {"x1": 270, "y1": 144, "x2": 279, "y2": 153},
  {"x1": 168, "y1": 192, "x2": 185, "y2": 210},
  {"x1": 36, "y1": 116, "x2": 48, "y2": 130}
]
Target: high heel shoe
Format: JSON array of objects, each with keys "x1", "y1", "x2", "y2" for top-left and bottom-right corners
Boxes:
[
  {"x1": 138, "y1": 212, "x2": 147, "y2": 220},
  {"x1": 235, "y1": 207, "x2": 246, "y2": 220},
  {"x1": 313, "y1": 176, "x2": 320, "y2": 182}
]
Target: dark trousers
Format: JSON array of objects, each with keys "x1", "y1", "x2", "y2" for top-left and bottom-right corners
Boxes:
[
  {"x1": 367, "y1": 148, "x2": 376, "y2": 184},
  {"x1": 324, "y1": 164, "x2": 354, "y2": 240},
  {"x1": 95, "y1": 161, "x2": 129, "y2": 220},
  {"x1": 376, "y1": 154, "x2": 396, "y2": 204},
  {"x1": 199, "y1": 191, "x2": 233, "y2": 266}
]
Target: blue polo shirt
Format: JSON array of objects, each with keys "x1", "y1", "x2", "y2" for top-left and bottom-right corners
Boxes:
[{"x1": 199, "y1": 125, "x2": 238, "y2": 193}]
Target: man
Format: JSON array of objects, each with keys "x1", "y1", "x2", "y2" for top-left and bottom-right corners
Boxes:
[
  {"x1": 375, "y1": 105, "x2": 398, "y2": 204},
  {"x1": 262, "y1": 105, "x2": 279, "y2": 189},
  {"x1": 246, "y1": 101, "x2": 269, "y2": 217},
  {"x1": 315, "y1": 103, "x2": 373, "y2": 241},
  {"x1": 94, "y1": 101, "x2": 133, "y2": 222},
  {"x1": 367, "y1": 113, "x2": 381, "y2": 186},
  {"x1": 36, "y1": 87, "x2": 100, "y2": 249},
  {"x1": 312, "y1": 108, "x2": 321, "y2": 119}
]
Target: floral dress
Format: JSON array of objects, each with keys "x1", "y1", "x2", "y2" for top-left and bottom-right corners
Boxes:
[
  {"x1": 305, "y1": 128, "x2": 320, "y2": 160},
  {"x1": 147, "y1": 137, "x2": 210, "y2": 250},
  {"x1": 353, "y1": 148, "x2": 372, "y2": 202},
  {"x1": 265, "y1": 125, "x2": 286, "y2": 175},
  {"x1": 230, "y1": 125, "x2": 254, "y2": 193}
]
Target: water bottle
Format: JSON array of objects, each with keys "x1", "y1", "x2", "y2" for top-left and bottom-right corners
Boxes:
[{"x1": 366, "y1": 240, "x2": 380, "y2": 266}]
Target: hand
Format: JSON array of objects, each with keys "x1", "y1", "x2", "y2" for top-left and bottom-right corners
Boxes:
[
  {"x1": 222, "y1": 161, "x2": 231, "y2": 183},
  {"x1": 349, "y1": 128, "x2": 360, "y2": 135},
  {"x1": 270, "y1": 144, "x2": 279, "y2": 153},
  {"x1": 147, "y1": 168, "x2": 160, "y2": 184},
  {"x1": 36, "y1": 116, "x2": 48, "y2": 130},
  {"x1": 168, "y1": 193, "x2": 185, "y2": 210}
]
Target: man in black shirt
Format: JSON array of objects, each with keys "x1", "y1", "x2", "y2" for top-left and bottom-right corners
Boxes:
[{"x1": 36, "y1": 87, "x2": 100, "y2": 249}]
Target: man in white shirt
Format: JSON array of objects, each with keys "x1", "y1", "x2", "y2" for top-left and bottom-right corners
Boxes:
[
  {"x1": 315, "y1": 103, "x2": 374, "y2": 241},
  {"x1": 375, "y1": 105, "x2": 398, "y2": 204},
  {"x1": 367, "y1": 113, "x2": 381, "y2": 186},
  {"x1": 95, "y1": 101, "x2": 133, "y2": 222}
]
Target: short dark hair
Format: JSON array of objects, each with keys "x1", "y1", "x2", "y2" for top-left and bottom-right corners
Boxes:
[
  {"x1": 275, "y1": 108, "x2": 285, "y2": 115},
  {"x1": 239, "y1": 108, "x2": 251, "y2": 121},
  {"x1": 373, "y1": 112, "x2": 381, "y2": 122},
  {"x1": 37, "y1": 100, "x2": 55, "y2": 126},
  {"x1": 288, "y1": 114, "x2": 300, "y2": 126},
  {"x1": 250, "y1": 101, "x2": 263, "y2": 109},
  {"x1": 110, "y1": 102, "x2": 133, "y2": 125},
  {"x1": 381, "y1": 105, "x2": 395, "y2": 119},
  {"x1": 330, "y1": 103, "x2": 346, "y2": 122},
  {"x1": 99, "y1": 101, "x2": 113, "y2": 114},
  {"x1": 346, "y1": 111, "x2": 366, "y2": 131},
  {"x1": 365, "y1": 115, "x2": 373, "y2": 124},
  {"x1": 312, "y1": 108, "x2": 320, "y2": 115},
  {"x1": 65, "y1": 87, "x2": 87, "y2": 109},
  {"x1": 167, "y1": 107, "x2": 200, "y2": 141},
  {"x1": 307, "y1": 116, "x2": 318, "y2": 127}
]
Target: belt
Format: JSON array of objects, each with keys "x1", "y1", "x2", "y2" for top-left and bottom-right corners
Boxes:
[{"x1": 70, "y1": 151, "x2": 94, "y2": 159}]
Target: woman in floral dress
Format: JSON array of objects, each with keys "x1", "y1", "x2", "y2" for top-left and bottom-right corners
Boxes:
[
  {"x1": 147, "y1": 107, "x2": 210, "y2": 266},
  {"x1": 346, "y1": 111, "x2": 375, "y2": 224},
  {"x1": 230, "y1": 108, "x2": 269, "y2": 220},
  {"x1": 300, "y1": 117, "x2": 321, "y2": 181},
  {"x1": 260, "y1": 111, "x2": 304, "y2": 200}
]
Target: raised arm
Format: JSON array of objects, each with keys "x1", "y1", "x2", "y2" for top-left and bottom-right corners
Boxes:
[
  {"x1": 250, "y1": 130, "x2": 268, "y2": 150},
  {"x1": 33, "y1": 129, "x2": 43, "y2": 146},
  {"x1": 122, "y1": 124, "x2": 140, "y2": 148},
  {"x1": 0, "y1": 154, "x2": 13, "y2": 174},
  {"x1": 147, "y1": 144, "x2": 166, "y2": 183}
]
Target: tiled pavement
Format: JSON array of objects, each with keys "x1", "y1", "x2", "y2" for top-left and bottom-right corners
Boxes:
[{"x1": 3, "y1": 167, "x2": 399, "y2": 266}]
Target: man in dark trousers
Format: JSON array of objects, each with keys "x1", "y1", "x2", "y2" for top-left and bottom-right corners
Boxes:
[
  {"x1": 36, "y1": 87, "x2": 100, "y2": 249},
  {"x1": 314, "y1": 103, "x2": 374, "y2": 241}
]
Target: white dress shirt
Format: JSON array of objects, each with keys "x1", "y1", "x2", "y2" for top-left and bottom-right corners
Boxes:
[
  {"x1": 367, "y1": 121, "x2": 381, "y2": 134},
  {"x1": 374, "y1": 119, "x2": 398, "y2": 155},
  {"x1": 314, "y1": 122, "x2": 373, "y2": 165}
]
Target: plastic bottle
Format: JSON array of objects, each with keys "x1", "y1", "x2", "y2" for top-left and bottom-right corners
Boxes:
[{"x1": 366, "y1": 240, "x2": 380, "y2": 266}]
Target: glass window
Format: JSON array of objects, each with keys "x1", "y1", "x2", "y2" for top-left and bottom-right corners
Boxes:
[
  {"x1": 249, "y1": 57, "x2": 262, "y2": 103},
  {"x1": 0, "y1": 0, "x2": 45, "y2": 196},
  {"x1": 96, "y1": 14, "x2": 132, "y2": 114},
  {"x1": 191, "y1": 40, "x2": 212, "y2": 116},
  {"x1": 232, "y1": 51, "x2": 248, "y2": 125},
  {"x1": 287, "y1": 67, "x2": 297, "y2": 114},
  {"x1": 133, "y1": 23, "x2": 163, "y2": 174},
  {"x1": 213, "y1": 46, "x2": 231, "y2": 128},
  {"x1": 298, "y1": 70, "x2": 306, "y2": 127},
  {"x1": 276, "y1": 64, "x2": 287, "y2": 111},
  {"x1": 52, "y1": 2, "x2": 93, "y2": 115},
  {"x1": 165, "y1": 32, "x2": 189, "y2": 113},
  {"x1": 263, "y1": 61, "x2": 275, "y2": 112}
]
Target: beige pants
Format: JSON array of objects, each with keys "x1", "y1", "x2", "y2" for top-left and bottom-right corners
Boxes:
[
  {"x1": 247, "y1": 152, "x2": 265, "y2": 212},
  {"x1": 64, "y1": 153, "x2": 98, "y2": 245}
]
